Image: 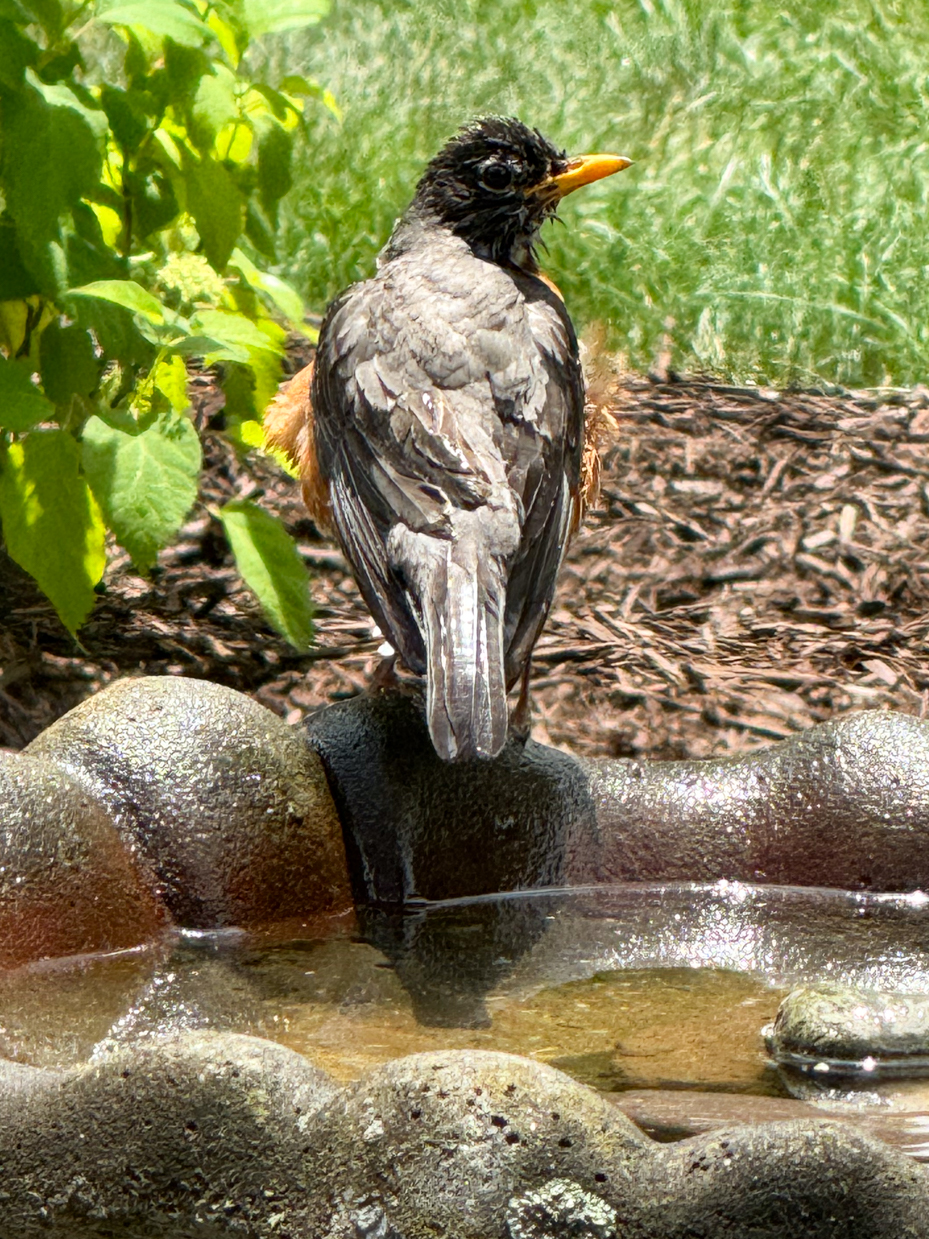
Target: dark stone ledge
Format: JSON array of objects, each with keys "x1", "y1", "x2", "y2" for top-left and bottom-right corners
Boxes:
[{"x1": 307, "y1": 690, "x2": 929, "y2": 904}]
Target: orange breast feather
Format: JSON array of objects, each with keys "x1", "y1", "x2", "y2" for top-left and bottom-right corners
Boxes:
[{"x1": 263, "y1": 361, "x2": 333, "y2": 534}]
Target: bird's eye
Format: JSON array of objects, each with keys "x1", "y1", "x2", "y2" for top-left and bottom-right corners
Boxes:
[{"x1": 478, "y1": 162, "x2": 514, "y2": 192}]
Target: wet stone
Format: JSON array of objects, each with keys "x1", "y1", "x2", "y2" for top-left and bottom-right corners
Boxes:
[
  {"x1": 641, "y1": 1120, "x2": 929, "y2": 1238},
  {"x1": 766, "y1": 983, "x2": 929, "y2": 1110},
  {"x1": 585, "y1": 708, "x2": 929, "y2": 891},
  {"x1": 313, "y1": 1049, "x2": 650, "y2": 1239},
  {"x1": 0, "y1": 750, "x2": 164, "y2": 968},
  {"x1": 0, "y1": 1034, "x2": 928, "y2": 1236},
  {"x1": 0, "y1": 1029, "x2": 338, "y2": 1237},
  {"x1": 611, "y1": 1087, "x2": 929, "y2": 1159},
  {"x1": 26, "y1": 675, "x2": 352, "y2": 928},
  {"x1": 768, "y1": 983, "x2": 929, "y2": 1067},
  {"x1": 309, "y1": 691, "x2": 929, "y2": 900}
]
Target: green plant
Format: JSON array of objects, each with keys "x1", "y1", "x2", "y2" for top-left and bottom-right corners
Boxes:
[{"x1": 0, "y1": 0, "x2": 331, "y2": 644}]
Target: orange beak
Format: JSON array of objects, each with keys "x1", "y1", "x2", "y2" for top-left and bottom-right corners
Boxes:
[{"x1": 543, "y1": 153, "x2": 633, "y2": 198}]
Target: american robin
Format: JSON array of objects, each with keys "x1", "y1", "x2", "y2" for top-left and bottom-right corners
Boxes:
[{"x1": 265, "y1": 117, "x2": 631, "y2": 761}]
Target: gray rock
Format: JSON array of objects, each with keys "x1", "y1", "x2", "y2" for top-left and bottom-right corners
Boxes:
[
  {"x1": 27, "y1": 675, "x2": 352, "y2": 928},
  {"x1": 768, "y1": 983, "x2": 929, "y2": 1066},
  {"x1": 313, "y1": 1049, "x2": 650, "y2": 1239},
  {"x1": 306, "y1": 687, "x2": 593, "y2": 906},
  {"x1": 586, "y1": 708, "x2": 929, "y2": 891},
  {"x1": 0, "y1": 750, "x2": 164, "y2": 968},
  {"x1": 0, "y1": 1029, "x2": 337, "y2": 1237},
  {"x1": 1, "y1": 1036, "x2": 929, "y2": 1238},
  {"x1": 639, "y1": 1120, "x2": 929, "y2": 1237},
  {"x1": 611, "y1": 1087, "x2": 929, "y2": 1160},
  {"x1": 765, "y1": 983, "x2": 929, "y2": 1109}
]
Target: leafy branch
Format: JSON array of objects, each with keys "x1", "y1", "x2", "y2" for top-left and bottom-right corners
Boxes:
[{"x1": 0, "y1": 0, "x2": 332, "y2": 644}]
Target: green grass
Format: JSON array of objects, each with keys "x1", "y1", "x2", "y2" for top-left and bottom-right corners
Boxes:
[{"x1": 264, "y1": 0, "x2": 929, "y2": 388}]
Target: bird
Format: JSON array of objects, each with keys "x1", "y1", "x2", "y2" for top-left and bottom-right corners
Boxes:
[{"x1": 265, "y1": 116, "x2": 631, "y2": 762}]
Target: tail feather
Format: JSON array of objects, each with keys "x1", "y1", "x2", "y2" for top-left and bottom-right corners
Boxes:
[{"x1": 388, "y1": 525, "x2": 509, "y2": 762}]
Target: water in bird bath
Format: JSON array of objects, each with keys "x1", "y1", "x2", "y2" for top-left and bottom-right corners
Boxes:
[
  {"x1": 4, "y1": 883, "x2": 929, "y2": 1111},
  {"x1": 252, "y1": 945, "x2": 785, "y2": 1092}
]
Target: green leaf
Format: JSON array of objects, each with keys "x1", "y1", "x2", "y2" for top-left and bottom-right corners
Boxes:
[
  {"x1": 153, "y1": 354, "x2": 190, "y2": 413},
  {"x1": 279, "y1": 74, "x2": 320, "y2": 96},
  {"x1": 97, "y1": 0, "x2": 212, "y2": 46},
  {"x1": 69, "y1": 295, "x2": 156, "y2": 372},
  {"x1": 279, "y1": 74, "x2": 341, "y2": 122},
  {"x1": 0, "y1": 18, "x2": 37, "y2": 89},
  {"x1": 221, "y1": 346, "x2": 283, "y2": 420},
  {"x1": 0, "y1": 0, "x2": 30, "y2": 22},
  {"x1": 185, "y1": 154, "x2": 245, "y2": 271},
  {"x1": 100, "y1": 84, "x2": 150, "y2": 153},
  {"x1": 243, "y1": 201, "x2": 276, "y2": 260},
  {"x1": 0, "y1": 430, "x2": 106, "y2": 633},
  {"x1": 35, "y1": 41, "x2": 83, "y2": 85},
  {"x1": 82, "y1": 410, "x2": 201, "y2": 572},
  {"x1": 0, "y1": 216, "x2": 40, "y2": 300},
  {"x1": 0, "y1": 356, "x2": 55, "y2": 431},
  {"x1": 257, "y1": 123, "x2": 292, "y2": 223},
  {"x1": 190, "y1": 308, "x2": 283, "y2": 358},
  {"x1": 191, "y1": 64, "x2": 238, "y2": 147},
  {"x1": 130, "y1": 171, "x2": 179, "y2": 240},
  {"x1": 1, "y1": 85, "x2": 101, "y2": 290},
  {"x1": 67, "y1": 279, "x2": 167, "y2": 324},
  {"x1": 39, "y1": 320, "x2": 100, "y2": 406},
  {"x1": 17, "y1": 0, "x2": 62, "y2": 39},
  {"x1": 206, "y1": 7, "x2": 241, "y2": 66},
  {"x1": 29, "y1": 77, "x2": 107, "y2": 139},
  {"x1": 246, "y1": 333, "x2": 284, "y2": 411},
  {"x1": 249, "y1": 83, "x2": 291, "y2": 122},
  {"x1": 229, "y1": 247, "x2": 305, "y2": 326},
  {"x1": 218, "y1": 499, "x2": 314, "y2": 649},
  {"x1": 242, "y1": 0, "x2": 329, "y2": 37},
  {"x1": 65, "y1": 200, "x2": 127, "y2": 286},
  {"x1": 0, "y1": 301, "x2": 28, "y2": 357},
  {"x1": 162, "y1": 39, "x2": 211, "y2": 102}
]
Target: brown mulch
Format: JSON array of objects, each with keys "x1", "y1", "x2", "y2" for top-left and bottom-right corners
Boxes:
[{"x1": 2, "y1": 362, "x2": 929, "y2": 759}]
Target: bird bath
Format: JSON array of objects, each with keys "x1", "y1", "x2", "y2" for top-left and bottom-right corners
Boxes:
[{"x1": 4, "y1": 675, "x2": 929, "y2": 1233}]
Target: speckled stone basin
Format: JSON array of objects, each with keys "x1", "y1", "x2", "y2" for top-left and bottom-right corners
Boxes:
[
  {"x1": 1, "y1": 1032, "x2": 926, "y2": 1238},
  {"x1": 3, "y1": 675, "x2": 929, "y2": 1235}
]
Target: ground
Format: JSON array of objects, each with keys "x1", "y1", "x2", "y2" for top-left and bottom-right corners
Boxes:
[{"x1": 2, "y1": 359, "x2": 928, "y2": 758}]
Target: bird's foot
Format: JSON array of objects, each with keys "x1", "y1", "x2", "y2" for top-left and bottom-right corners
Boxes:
[
  {"x1": 371, "y1": 653, "x2": 400, "y2": 691},
  {"x1": 509, "y1": 664, "x2": 533, "y2": 744}
]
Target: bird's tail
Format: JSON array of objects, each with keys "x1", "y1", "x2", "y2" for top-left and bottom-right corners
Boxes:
[{"x1": 388, "y1": 523, "x2": 510, "y2": 762}]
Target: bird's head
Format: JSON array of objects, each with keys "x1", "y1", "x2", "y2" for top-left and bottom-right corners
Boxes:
[{"x1": 410, "y1": 116, "x2": 631, "y2": 270}]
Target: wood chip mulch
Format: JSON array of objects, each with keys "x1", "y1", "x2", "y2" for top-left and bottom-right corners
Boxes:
[{"x1": 2, "y1": 363, "x2": 929, "y2": 759}]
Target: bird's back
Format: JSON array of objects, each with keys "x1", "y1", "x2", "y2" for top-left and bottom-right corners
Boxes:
[{"x1": 312, "y1": 222, "x2": 584, "y2": 759}]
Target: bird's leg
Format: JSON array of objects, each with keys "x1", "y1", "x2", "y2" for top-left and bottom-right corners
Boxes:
[
  {"x1": 509, "y1": 661, "x2": 533, "y2": 743},
  {"x1": 371, "y1": 652, "x2": 400, "y2": 691}
]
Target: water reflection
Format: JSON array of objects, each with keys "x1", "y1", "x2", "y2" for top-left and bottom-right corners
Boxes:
[{"x1": 0, "y1": 881, "x2": 928, "y2": 1100}]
